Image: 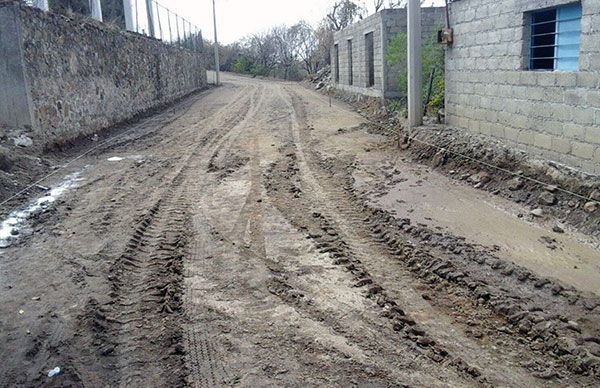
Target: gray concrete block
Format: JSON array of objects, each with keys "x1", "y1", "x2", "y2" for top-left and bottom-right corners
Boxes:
[{"x1": 571, "y1": 141, "x2": 595, "y2": 159}]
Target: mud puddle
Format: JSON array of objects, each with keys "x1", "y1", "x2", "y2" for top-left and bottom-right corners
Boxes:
[
  {"x1": 356, "y1": 159, "x2": 600, "y2": 295},
  {"x1": 0, "y1": 171, "x2": 85, "y2": 249}
]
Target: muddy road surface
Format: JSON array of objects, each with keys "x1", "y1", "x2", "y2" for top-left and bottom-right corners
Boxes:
[{"x1": 1, "y1": 74, "x2": 599, "y2": 387}]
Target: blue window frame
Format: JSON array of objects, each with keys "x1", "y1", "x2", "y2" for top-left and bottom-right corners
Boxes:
[{"x1": 529, "y1": 3, "x2": 581, "y2": 71}]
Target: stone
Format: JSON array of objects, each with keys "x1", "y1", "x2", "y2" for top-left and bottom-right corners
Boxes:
[
  {"x1": 552, "y1": 224, "x2": 565, "y2": 233},
  {"x1": 431, "y1": 150, "x2": 446, "y2": 168},
  {"x1": 507, "y1": 177, "x2": 524, "y2": 191},
  {"x1": 590, "y1": 189, "x2": 600, "y2": 202},
  {"x1": 531, "y1": 208, "x2": 544, "y2": 217},
  {"x1": 13, "y1": 135, "x2": 32, "y2": 147},
  {"x1": 468, "y1": 171, "x2": 491, "y2": 184},
  {"x1": 538, "y1": 192, "x2": 556, "y2": 206},
  {"x1": 584, "y1": 201, "x2": 597, "y2": 213},
  {"x1": 544, "y1": 185, "x2": 558, "y2": 193}
]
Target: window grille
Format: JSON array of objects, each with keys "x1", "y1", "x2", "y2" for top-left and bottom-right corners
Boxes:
[{"x1": 529, "y1": 3, "x2": 581, "y2": 71}]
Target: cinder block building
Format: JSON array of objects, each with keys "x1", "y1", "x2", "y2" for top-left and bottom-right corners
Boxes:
[
  {"x1": 446, "y1": 0, "x2": 600, "y2": 174},
  {"x1": 331, "y1": 7, "x2": 446, "y2": 99}
]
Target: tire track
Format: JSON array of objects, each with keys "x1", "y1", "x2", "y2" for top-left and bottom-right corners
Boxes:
[
  {"x1": 75, "y1": 81, "x2": 263, "y2": 386},
  {"x1": 277, "y1": 85, "x2": 600, "y2": 385},
  {"x1": 269, "y1": 85, "x2": 565, "y2": 386}
]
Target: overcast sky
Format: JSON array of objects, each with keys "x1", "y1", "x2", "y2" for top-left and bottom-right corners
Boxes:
[{"x1": 158, "y1": 0, "x2": 445, "y2": 44}]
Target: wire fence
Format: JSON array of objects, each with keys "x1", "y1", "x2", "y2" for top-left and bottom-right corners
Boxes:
[
  {"x1": 25, "y1": 0, "x2": 202, "y2": 51},
  {"x1": 132, "y1": 0, "x2": 202, "y2": 50}
]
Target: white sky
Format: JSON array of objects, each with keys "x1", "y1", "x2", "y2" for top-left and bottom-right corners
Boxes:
[{"x1": 159, "y1": 0, "x2": 445, "y2": 44}]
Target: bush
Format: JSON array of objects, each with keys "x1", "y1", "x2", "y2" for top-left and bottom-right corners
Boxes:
[
  {"x1": 231, "y1": 57, "x2": 270, "y2": 77},
  {"x1": 385, "y1": 28, "x2": 445, "y2": 112}
]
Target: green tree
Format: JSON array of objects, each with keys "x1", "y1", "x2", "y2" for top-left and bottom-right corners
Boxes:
[{"x1": 385, "y1": 29, "x2": 445, "y2": 112}]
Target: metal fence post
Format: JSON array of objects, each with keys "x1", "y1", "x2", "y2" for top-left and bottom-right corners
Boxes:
[
  {"x1": 175, "y1": 15, "x2": 181, "y2": 47},
  {"x1": 135, "y1": 0, "x2": 139, "y2": 33},
  {"x1": 123, "y1": 0, "x2": 134, "y2": 31},
  {"x1": 166, "y1": 9, "x2": 173, "y2": 43},
  {"x1": 145, "y1": 0, "x2": 156, "y2": 37},
  {"x1": 155, "y1": 2, "x2": 163, "y2": 40},
  {"x1": 90, "y1": 0, "x2": 103, "y2": 21}
]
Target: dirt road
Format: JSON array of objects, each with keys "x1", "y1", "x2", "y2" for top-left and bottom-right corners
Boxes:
[{"x1": 1, "y1": 74, "x2": 599, "y2": 387}]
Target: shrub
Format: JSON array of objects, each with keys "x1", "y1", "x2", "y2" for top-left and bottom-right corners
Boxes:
[{"x1": 385, "y1": 28, "x2": 445, "y2": 112}]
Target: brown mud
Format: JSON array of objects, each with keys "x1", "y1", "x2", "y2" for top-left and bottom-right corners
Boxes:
[{"x1": 0, "y1": 74, "x2": 598, "y2": 387}]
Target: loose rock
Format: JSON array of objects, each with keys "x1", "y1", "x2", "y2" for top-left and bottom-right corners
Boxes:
[
  {"x1": 538, "y1": 192, "x2": 556, "y2": 206},
  {"x1": 531, "y1": 208, "x2": 544, "y2": 217},
  {"x1": 13, "y1": 135, "x2": 33, "y2": 148},
  {"x1": 507, "y1": 177, "x2": 524, "y2": 191},
  {"x1": 583, "y1": 202, "x2": 597, "y2": 213}
]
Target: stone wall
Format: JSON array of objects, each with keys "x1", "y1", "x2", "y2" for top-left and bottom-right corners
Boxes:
[
  {"x1": 446, "y1": 0, "x2": 600, "y2": 174},
  {"x1": 0, "y1": 2, "x2": 207, "y2": 146},
  {"x1": 332, "y1": 7, "x2": 446, "y2": 99}
]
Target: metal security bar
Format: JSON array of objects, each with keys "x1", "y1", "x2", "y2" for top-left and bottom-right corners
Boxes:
[{"x1": 529, "y1": 3, "x2": 581, "y2": 71}]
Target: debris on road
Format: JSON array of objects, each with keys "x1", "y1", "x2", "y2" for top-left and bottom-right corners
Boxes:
[{"x1": 47, "y1": 367, "x2": 60, "y2": 377}]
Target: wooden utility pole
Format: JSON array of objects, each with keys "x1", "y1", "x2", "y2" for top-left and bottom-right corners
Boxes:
[
  {"x1": 407, "y1": 0, "x2": 423, "y2": 133},
  {"x1": 212, "y1": 0, "x2": 220, "y2": 85}
]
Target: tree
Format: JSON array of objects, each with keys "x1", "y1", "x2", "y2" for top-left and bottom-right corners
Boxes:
[
  {"x1": 245, "y1": 31, "x2": 279, "y2": 73},
  {"x1": 290, "y1": 21, "x2": 319, "y2": 74},
  {"x1": 373, "y1": 0, "x2": 385, "y2": 12},
  {"x1": 272, "y1": 25, "x2": 298, "y2": 80},
  {"x1": 315, "y1": 24, "x2": 334, "y2": 66},
  {"x1": 385, "y1": 29, "x2": 446, "y2": 111},
  {"x1": 325, "y1": 0, "x2": 365, "y2": 31}
]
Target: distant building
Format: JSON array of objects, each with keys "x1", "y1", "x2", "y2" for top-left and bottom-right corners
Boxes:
[
  {"x1": 446, "y1": 0, "x2": 600, "y2": 173},
  {"x1": 331, "y1": 7, "x2": 446, "y2": 99}
]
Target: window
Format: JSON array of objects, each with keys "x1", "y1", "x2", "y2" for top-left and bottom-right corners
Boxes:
[
  {"x1": 365, "y1": 32, "x2": 375, "y2": 87},
  {"x1": 347, "y1": 39, "x2": 353, "y2": 85},
  {"x1": 529, "y1": 3, "x2": 581, "y2": 71},
  {"x1": 334, "y1": 44, "x2": 339, "y2": 83}
]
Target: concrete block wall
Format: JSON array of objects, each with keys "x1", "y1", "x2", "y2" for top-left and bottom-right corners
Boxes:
[
  {"x1": 333, "y1": 12, "x2": 385, "y2": 98},
  {"x1": 446, "y1": 0, "x2": 600, "y2": 174},
  {"x1": 332, "y1": 7, "x2": 446, "y2": 99},
  {"x1": 0, "y1": 2, "x2": 207, "y2": 146}
]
